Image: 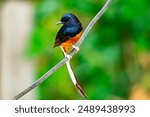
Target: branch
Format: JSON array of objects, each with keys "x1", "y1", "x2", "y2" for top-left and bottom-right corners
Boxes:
[{"x1": 12, "y1": 0, "x2": 112, "y2": 100}]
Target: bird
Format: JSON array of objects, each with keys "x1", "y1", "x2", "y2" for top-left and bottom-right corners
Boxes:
[{"x1": 54, "y1": 13, "x2": 87, "y2": 99}]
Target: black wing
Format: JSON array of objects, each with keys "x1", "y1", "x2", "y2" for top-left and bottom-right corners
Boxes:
[
  {"x1": 54, "y1": 26, "x2": 70, "y2": 47},
  {"x1": 54, "y1": 24, "x2": 82, "y2": 47}
]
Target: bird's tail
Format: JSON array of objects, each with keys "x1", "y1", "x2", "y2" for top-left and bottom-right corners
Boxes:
[
  {"x1": 60, "y1": 47, "x2": 87, "y2": 99},
  {"x1": 66, "y1": 61, "x2": 87, "y2": 99}
]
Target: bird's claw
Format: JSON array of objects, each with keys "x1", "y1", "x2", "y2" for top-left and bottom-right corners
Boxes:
[
  {"x1": 65, "y1": 54, "x2": 72, "y2": 60},
  {"x1": 72, "y1": 45, "x2": 79, "y2": 53}
]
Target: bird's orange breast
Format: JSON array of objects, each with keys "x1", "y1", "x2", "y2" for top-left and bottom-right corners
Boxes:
[{"x1": 61, "y1": 32, "x2": 82, "y2": 53}]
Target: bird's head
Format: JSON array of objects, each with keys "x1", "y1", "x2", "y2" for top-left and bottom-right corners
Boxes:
[{"x1": 56, "y1": 13, "x2": 80, "y2": 26}]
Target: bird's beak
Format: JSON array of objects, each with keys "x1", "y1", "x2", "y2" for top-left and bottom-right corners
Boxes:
[{"x1": 56, "y1": 21, "x2": 64, "y2": 25}]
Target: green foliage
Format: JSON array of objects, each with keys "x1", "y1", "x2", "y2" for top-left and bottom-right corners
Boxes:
[{"x1": 26, "y1": 0, "x2": 150, "y2": 99}]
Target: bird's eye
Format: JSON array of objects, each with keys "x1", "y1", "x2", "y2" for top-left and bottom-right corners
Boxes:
[{"x1": 67, "y1": 18, "x2": 71, "y2": 21}]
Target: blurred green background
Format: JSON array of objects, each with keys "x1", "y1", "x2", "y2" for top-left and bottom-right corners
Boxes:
[{"x1": 26, "y1": 0, "x2": 150, "y2": 100}]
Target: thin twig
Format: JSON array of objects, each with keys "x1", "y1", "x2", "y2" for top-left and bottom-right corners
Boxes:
[{"x1": 12, "y1": 0, "x2": 112, "y2": 100}]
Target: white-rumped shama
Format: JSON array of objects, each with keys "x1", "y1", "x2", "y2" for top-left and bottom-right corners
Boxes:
[{"x1": 54, "y1": 13, "x2": 87, "y2": 99}]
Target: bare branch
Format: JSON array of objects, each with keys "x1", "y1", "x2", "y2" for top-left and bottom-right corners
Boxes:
[{"x1": 12, "y1": 0, "x2": 112, "y2": 100}]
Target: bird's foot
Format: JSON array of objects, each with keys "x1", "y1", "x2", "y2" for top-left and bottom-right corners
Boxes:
[
  {"x1": 72, "y1": 45, "x2": 79, "y2": 53},
  {"x1": 65, "y1": 54, "x2": 72, "y2": 60}
]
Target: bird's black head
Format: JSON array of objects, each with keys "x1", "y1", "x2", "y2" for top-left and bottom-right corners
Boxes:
[{"x1": 56, "y1": 13, "x2": 81, "y2": 26}]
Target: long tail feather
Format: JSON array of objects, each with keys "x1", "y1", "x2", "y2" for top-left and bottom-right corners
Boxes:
[
  {"x1": 60, "y1": 47, "x2": 87, "y2": 99},
  {"x1": 66, "y1": 61, "x2": 87, "y2": 99}
]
